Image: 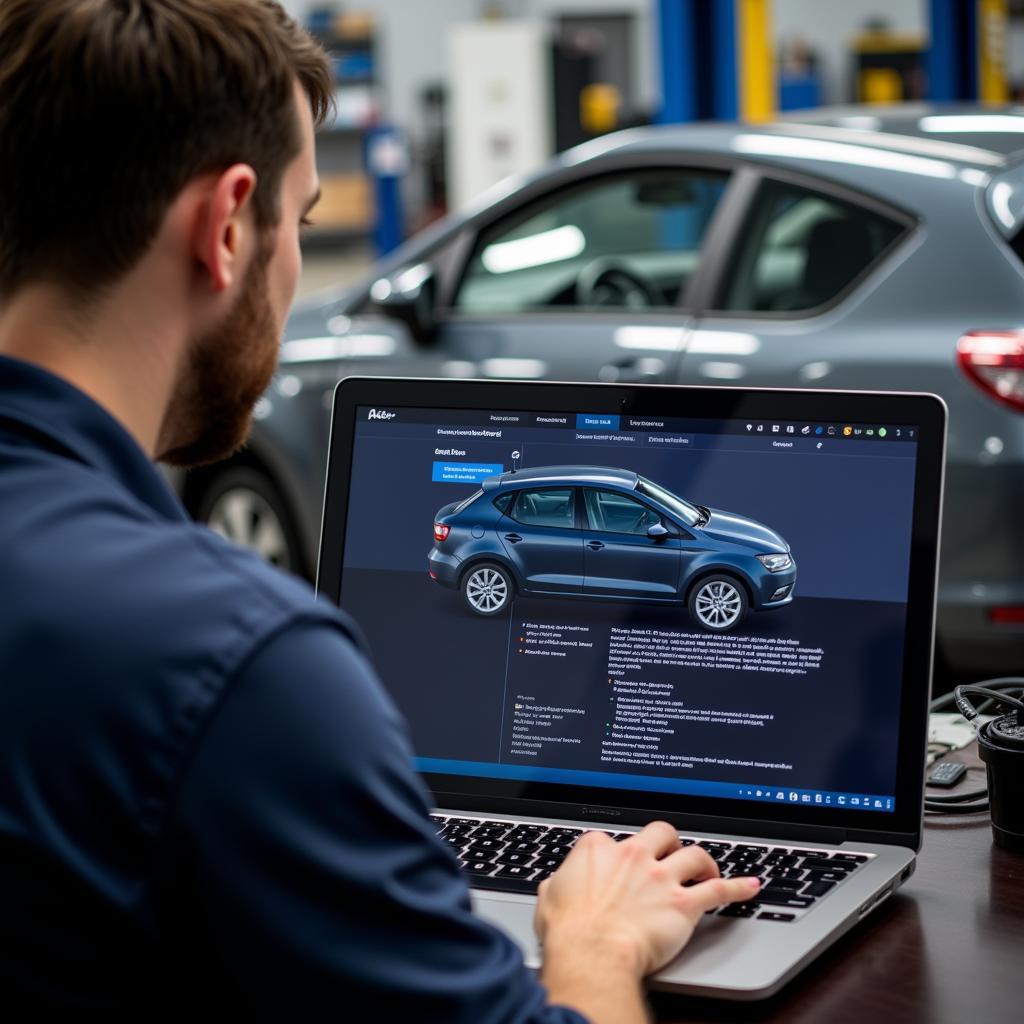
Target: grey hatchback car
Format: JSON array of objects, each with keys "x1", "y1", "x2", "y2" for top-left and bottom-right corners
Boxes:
[{"x1": 176, "y1": 106, "x2": 1024, "y2": 679}]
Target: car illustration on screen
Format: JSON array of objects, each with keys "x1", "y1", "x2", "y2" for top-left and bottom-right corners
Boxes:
[{"x1": 427, "y1": 466, "x2": 796, "y2": 632}]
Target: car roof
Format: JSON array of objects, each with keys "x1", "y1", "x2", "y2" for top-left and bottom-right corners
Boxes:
[
  {"x1": 779, "y1": 103, "x2": 1024, "y2": 157},
  {"x1": 485, "y1": 465, "x2": 639, "y2": 490}
]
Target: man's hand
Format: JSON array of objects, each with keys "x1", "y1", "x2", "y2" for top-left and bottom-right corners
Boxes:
[{"x1": 535, "y1": 821, "x2": 760, "y2": 1023}]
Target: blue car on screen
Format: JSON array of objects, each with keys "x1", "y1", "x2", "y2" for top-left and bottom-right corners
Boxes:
[{"x1": 427, "y1": 466, "x2": 796, "y2": 632}]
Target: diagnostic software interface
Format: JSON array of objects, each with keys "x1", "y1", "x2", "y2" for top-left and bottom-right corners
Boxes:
[{"x1": 338, "y1": 405, "x2": 921, "y2": 815}]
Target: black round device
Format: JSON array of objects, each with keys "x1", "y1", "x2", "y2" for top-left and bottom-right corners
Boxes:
[{"x1": 977, "y1": 710, "x2": 1024, "y2": 852}]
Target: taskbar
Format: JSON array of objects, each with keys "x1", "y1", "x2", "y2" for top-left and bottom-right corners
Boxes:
[{"x1": 416, "y1": 758, "x2": 896, "y2": 813}]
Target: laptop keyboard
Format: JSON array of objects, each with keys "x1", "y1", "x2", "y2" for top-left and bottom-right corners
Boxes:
[{"x1": 431, "y1": 814, "x2": 872, "y2": 923}]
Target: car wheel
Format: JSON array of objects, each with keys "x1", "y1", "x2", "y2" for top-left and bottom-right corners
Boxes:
[
  {"x1": 462, "y1": 563, "x2": 513, "y2": 616},
  {"x1": 689, "y1": 575, "x2": 748, "y2": 632},
  {"x1": 196, "y1": 466, "x2": 304, "y2": 575}
]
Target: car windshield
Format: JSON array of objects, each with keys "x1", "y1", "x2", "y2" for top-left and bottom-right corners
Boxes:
[{"x1": 636, "y1": 477, "x2": 702, "y2": 527}]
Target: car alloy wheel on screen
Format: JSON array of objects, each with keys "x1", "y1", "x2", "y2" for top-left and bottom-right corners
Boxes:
[
  {"x1": 689, "y1": 575, "x2": 748, "y2": 632},
  {"x1": 463, "y1": 563, "x2": 512, "y2": 616}
]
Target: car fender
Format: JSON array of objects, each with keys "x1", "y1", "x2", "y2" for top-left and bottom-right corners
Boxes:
[{"x1": 456, "y1": 550, "x2": 522, "y2": 590}]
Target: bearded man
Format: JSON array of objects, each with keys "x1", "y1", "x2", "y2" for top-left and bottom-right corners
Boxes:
[{"x1": 0, "y1": 1, "x2": 755, "y2": 1016}]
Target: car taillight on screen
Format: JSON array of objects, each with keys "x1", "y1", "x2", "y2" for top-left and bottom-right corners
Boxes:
[
  {"x1": 956, "y1": 331, "x2": 1024, "y2": 413},
  {"x1": 434, "y1": 523, "x2": 450, "y2": 542}
]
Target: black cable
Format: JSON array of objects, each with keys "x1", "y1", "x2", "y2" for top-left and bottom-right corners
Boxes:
[{"x1": 924, "y1": 677, "x2": 1024, "y2": 815}]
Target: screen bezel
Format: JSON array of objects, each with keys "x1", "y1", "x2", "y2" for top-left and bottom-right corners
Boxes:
[{"x1": 318, "y1": 376, "x2": 946, "y2": 851}]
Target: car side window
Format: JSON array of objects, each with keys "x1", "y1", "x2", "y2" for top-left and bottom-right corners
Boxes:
[
  {"x1": 717, "y1": 180, "x2": 906, "y2": 313},
  {"x1": 584, "y1": 489, "x2": 661, "y2": 535},
  {"x1": 508, "y1": 488, "x2": 576, "y2": 529},
  {"x1": 453, "y1": 169, "x2": 729, "y2": 314}
]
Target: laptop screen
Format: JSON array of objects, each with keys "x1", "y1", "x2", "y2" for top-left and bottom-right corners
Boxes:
[{"x1": 330, "y1": 393, "x2": 929, "y2": 822}]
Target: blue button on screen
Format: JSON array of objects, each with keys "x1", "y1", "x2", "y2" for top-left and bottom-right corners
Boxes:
[
  {"x1": 576, "y1": 414, "x2": 620, "y2": 430},
  {"x1": 431, "y1": 462, "x2": 504, "y2": 484}
]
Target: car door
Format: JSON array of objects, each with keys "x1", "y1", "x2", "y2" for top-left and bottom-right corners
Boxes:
[
  {"x1": 498, "y1": 487, "x2": 583, "y2": 593},
  {"x1": 581, "y1": 488, "x2": 682, "y2": 598},
  {"x1": 438, "y1": 164, "x2": 734, "y2": 384},
  {"x1": 672, "y1": 169, "x2": 915, "y2": 391}
]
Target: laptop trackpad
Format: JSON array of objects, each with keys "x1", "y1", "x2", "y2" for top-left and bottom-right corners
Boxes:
[{"x1": 471, "y1": 891, "x2": 542, "y2": 966}]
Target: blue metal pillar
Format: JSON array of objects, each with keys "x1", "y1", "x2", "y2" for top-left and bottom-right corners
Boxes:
[
  {"x1": 656, "y1": 0, "x2": 699, "y2": 123},
  {"x1": 927, "y1": 0, "x2": 975, "y2": 101},
  {"x1": 657, "y1": 0, "x2": 774, "y2": 123},
  {"x1": 928, "y1": 0, "x2": 1007, "y2": 103},
  {"x1": 365, "y1": 126, "x2": 406, "y2": 258}
]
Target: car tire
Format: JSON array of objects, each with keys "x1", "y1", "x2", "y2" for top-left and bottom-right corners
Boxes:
[
  {"x1": 688, "y1": 575, "x2": 748, "y2": 633},
  {"x1": 195, "y1": 466, "x2": 305, "y2": 576},
  {"x1": 462, "y1": 562, "x2": 513, "y2": 616}
]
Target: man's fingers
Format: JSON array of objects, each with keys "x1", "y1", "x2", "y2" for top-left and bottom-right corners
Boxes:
[
  {"x1": 685, "y1": 874, "x2": 762, "y2": 914},
  {"x1": 623, "y1": 820, "x2": 681, "y2": 859},
  {"x1": 660, "y1": 844, "x2": 720, "y2": 884}
]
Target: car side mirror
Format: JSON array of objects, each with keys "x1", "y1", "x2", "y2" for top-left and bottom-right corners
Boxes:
[
  {"x1": 647, "y1": 523, "x2": 669, "y2": 539},
  {"x1": 369, "y1": 262, "x2": 436, "y2": 345}
]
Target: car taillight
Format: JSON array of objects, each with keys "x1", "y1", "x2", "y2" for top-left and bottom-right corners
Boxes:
[
  {"x1": 989, "y1": 605, "x2": 1024, "y2": 624},
  {"x1": 956, "y1": 331, "x2": 1024, "y2": 412},
  {"x1": 434, "y1": 523, "x2": 450, "y2": 542}
]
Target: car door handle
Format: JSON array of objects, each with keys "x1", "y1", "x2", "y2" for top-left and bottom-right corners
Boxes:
[
  {"x1": 587, "y1": 540, "x2": 605, "y2": 550},
  {"x1": 505, "y1": 533, "x2": 523, "y2": 544}
]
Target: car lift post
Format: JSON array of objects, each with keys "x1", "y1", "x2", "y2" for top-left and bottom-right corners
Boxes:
[
  {"x1": 656, "y1": 0, "x2": 776, "y2": 123},
  {"x1": 927, "y1": 0, "x2": 1009, "y2": 103}
]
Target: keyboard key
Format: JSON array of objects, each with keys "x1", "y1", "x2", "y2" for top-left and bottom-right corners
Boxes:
[
  {"x1": 464, "y1": 862, "x2": 498, "y2": 877},
  {"x1": 832, "y1": 853, "x2": 869, "y2": 864},
  {"x1": 698, "y1": 841, "x2": 732, "y2": 851},
  {"x1": 754, "y1": 893, "x2": 815, "y2": 909},
  {"x1": 467, "y1": 838, "x2": 506, "y2": 852},
  {"x1": 541, "y1": 845, "x2": 573, "y2": 858},
  {"x1": 534, "y1": 857, "x2": 564, "y2": 870},
  {"x1": 531, "y1": 869, "x2": 553, "y2": 882},
  {"x1": 805, "y1": 870, "x2": 848, "y2": 884},
  {"x1": 470, "y1": 826, "x2": 512, "y2": 839},
  {"x1": 798, "y1": 857, "x2": 851, "y2": 873},
  {"x1": 735, "y1": 845, "x2": 768, "y2": 855},
  {"x1": 758, "y1": 911, "x2": 796, "y2": 922},
  {"x1": 429, "y1": 815, "x2": 447, "y2": 824},
  {"x1": 803, "y1": 881, "x2": 837, "y2": 897},
  {"x1": 441, "y1": 835, "x2": 467, "y2": 849},
  {"x1": 762, "y1": 853, "x2": 798, "y2": 867},
  {"x1": 507, "y1": 841, "x2": 541, "y2": 853},
  {"x1": 613, "y1": 833, "x2": 634, "y2": 841},
  {"x1": 760, "y1": 878, "x2": 804, "y2": 892},
  {"x1": 719, "y1": 902, "x2": 758, "y2": 918},
  {"x1": 767, "y1": 867, "x2": 806, "y2": 881},
  {"x1": 495, "y1": 864, "x2": 535, "y2": 879},
  {"x1": 496, "y1": 852, "x2": 536, "y2": 867}
]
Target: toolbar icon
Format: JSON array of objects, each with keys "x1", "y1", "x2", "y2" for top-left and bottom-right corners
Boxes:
[{"x1": 843, "y1": 426, "x2": 852, "y2": 436}]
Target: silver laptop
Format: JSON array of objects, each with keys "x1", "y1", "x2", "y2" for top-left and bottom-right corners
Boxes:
[{"x1": 317, "y1": 377, "x2": 946, "y2": 1000}]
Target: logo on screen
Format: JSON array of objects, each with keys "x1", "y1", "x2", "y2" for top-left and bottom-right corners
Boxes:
[{"x1": 368, "y1": 408, "x2": 396, "y2": 421}]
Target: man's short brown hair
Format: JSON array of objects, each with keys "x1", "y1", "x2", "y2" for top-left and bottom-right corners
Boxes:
[{"x1": 0, "y1": 0, "x2": 331, "y2": 302}]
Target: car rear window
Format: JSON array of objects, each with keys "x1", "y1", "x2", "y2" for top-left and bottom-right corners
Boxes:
[{"x1": 716, "y1": 179, "x2": 906, "y2": 313}]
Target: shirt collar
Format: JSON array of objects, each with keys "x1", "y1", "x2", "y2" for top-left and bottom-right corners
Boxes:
[{"x1": 0, "y1": 353, "x2": 189, "y2": 522}]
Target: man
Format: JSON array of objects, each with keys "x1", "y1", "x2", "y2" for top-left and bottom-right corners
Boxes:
[{"x1": 0, "y1": 1, "x2": 758, "y2": 1017}]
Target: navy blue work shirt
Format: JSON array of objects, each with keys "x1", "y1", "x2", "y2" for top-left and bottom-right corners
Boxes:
[{"x1": 0, "y1": 354, "x2": 587, "y2": 1020}]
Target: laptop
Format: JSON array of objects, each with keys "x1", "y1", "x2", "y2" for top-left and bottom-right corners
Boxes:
[{"x1": 316, "y1": 376, "x2": 946, "y2": 1000}]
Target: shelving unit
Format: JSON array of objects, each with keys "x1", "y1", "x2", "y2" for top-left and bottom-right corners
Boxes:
[{"x1": 304, "y1": 8, "x2": 379, "y2": 245}]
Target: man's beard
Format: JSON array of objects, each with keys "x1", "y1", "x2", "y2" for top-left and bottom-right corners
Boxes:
[{"x1": 158, "y1": 235, "x2": 280, "y2": 469}]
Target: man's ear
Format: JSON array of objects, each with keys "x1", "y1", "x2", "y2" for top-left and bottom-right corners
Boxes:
[{"x1": 195, "y1": 164, "x2": 258, "y2": 293}]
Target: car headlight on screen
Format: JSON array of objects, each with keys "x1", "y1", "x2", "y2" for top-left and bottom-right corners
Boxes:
[{"x1": 757, "y1": 552, "x2": 793, "y2": 573}]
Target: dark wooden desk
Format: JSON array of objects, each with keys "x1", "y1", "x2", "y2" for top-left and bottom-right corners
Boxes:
[{"x1": 653, "y1": 755, "x2": 1024, "y2": 1023}]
